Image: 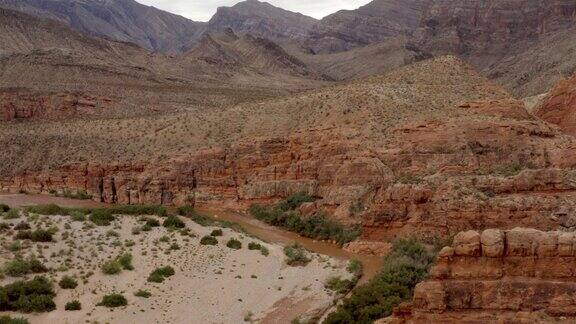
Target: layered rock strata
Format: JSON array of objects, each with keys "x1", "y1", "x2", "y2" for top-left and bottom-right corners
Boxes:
[{"x1": 383, "y1": 228, "x2": 576, "y2": 323}]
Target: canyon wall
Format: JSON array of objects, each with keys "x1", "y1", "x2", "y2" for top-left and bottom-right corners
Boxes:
[
  {"x1": 4, "y1": 99, "x2": 576, "y2": 240},
  {"x1": 383, "y1": 228, "x2": 576, "y2": 323}
]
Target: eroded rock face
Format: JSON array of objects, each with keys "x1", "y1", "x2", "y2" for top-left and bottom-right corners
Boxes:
[
  {"x1": 385, "y1": 228, "x2": 576, "y2": 323},
  {"x1": 3, "y1": 98, "x2": 576, "y2": 240},
  {"x1": 536, "y1": 74, "x2": 576, "y2": 136},
  {"x1": 0, "y1": 88, "x2": 112, "y2": 121}
]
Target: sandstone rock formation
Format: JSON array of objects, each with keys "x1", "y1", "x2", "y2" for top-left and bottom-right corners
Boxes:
[
  {"x1": 536, "y1": 73, "x2": 576, "y2": 136},
  {"x1": 383, "y1": 228, "x2": 576, "y2": 323}
]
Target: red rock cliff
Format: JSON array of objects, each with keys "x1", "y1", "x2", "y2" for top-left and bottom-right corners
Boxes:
[{"x1": 383, "y1": 228, "x2": 576, "y2": 323}]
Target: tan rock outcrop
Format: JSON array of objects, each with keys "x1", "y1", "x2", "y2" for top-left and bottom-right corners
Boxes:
[{"x1": 387, "y1": 228, "x2": 576, "y2": 323}]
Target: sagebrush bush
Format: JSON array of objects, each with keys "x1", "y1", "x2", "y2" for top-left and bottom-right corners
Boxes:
[
  {"x1": 70, "y1": 211, "x2": 86, "y2": 222},
  {"x1": 65, "y1": 300, "x2": 81, "y2": 311},
  {"x1": 13, "y1": 222, "x2": 30, "y2": 231},
  {"x1": 0, "y1": 276, "x2": 56, "y2": 313},
  {"x1": 0, "y1": 204, "x2": 9, "y2": 212},
  {"x1": 283, "y1": 244, "x2": 311, "y2": 266},
  {"x1": 134, "y1": 289, "x2": 151, "y2": 298},
  {"x1": 16, "y1": 229, "x2": 53, "y2": 242},
  {"x1": 97, "y1": 294, "x2": 127, "y2": 308},
  {"x1": 147, "y1": 266, "x2": 175, "y2": 283},
  {"x1": 0, "y1": 315, "x2": 29, "y2": 324},
  {"x1": 163, "y1": 215, "x2": 185, "y2": 228},
  {"x1": 145, "y1": 218, "x2": 160, "y2": 227},
  {"x1": 118, "y1": 253, "x2": 134, "y2": 270},
  {"x1": 101, "y1": 260, "x2": 122, "y2": 275},
  {"x1": 226, "y1": 238, "x2": 242, "y2": 250},
  {"x1": 59, "y1": 276, "x2": 78, "y2": 289},
  {"x1": 210, "y1": 229, "x2": 223, "y2": 237},
  {"x1": 90, "y1": 209, "x2": 115, "y2": 226},
  {"x1": 3, "y1": 257, "x2": 48, "y2": 277},
  {"x1": 200, "y1": 235, "x2": 218, "y2": 246}
]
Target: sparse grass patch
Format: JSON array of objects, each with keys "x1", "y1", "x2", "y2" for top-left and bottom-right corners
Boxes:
[
  {"x1": 0, "y1": 315, "x2": 29, "y2": 324},
  {"x1": 134, "y1": 289, "x2": 152, "y2": 298},
  {"x1": 163, "y1": 215, "x2": 185, "y2": 229},
  {"x1": 89, "y1": 209, "x2": 115, "y2": 226}
]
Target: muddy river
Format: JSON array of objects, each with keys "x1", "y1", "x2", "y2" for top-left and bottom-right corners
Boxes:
[{"x1": 0, "y1": 194, "x2": 383, "y2": 283}]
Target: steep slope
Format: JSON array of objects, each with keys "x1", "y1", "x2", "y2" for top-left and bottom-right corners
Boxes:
[
  {"x1": 535, "y1": 73, "x2": 576, "y2": 136},
  {"x1": 307, "y1": 0, "x2": 427, "y2": 53},
  {"x1": 0, "y1": 0, "x2": 206, "y2": 53},
  {"x1": 207, "y1": 0, "x2": 317, "y2": 41}
]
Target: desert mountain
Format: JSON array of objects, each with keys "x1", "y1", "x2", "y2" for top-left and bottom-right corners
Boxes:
[
  {"x1": 207, "y1": 0, "x2": 317, "y2": 42},
  {"x1": 307, "y1": 0, "x2": 426, "y2": 54},
  {"x1": 0, "y1": 0, "x2": 206, "y2": 53}
]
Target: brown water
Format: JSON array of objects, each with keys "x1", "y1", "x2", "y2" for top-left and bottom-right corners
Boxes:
[{"x1": 0, "y1": 194, "x2": 383, "y2": 283}]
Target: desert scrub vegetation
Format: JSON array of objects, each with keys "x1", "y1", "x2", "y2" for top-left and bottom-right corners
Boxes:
[
  {"x1": 59, "y1": 275, "x2": 78, "y2": 289},
  {"x1": 163, "y1": 215, "x2": 185, "y2": 228},
  {"x1": 53, "y1": 190, "x2": 92, "y2": 200},
  {"x1": 64, "y1": 300, "x2": 81, "y2": 311},
  {"x1": 101, "y1": 253, "x2": 134, "y2": 274},
  {"x1": 247, "y1": 242, "x2": 270, "y2": 256},
  {"x1": 3, "y1": 257, "x2": 48, "y2": 277},
  {"x1": 249, "y1": 193, "x2": 360, "y2": 246},
  {"x1": 0, "y1": 316, "x2": 29, "y2": 324},
  {"x1": 200, "y1": 235, "x2": 218, "y2": 246},
  {"x1": 210, "y1": 229, "x2": 223, "y2": 237},
  {"x1": 15, "y1": 229, "x2": 53, "y2": 242},
  {"x1": 90, "y1": 209, "x2": 115, "y2": 226},
  {"x1": 134, "y1": 289, "x2": 152, "y2": 298},
  {"x1": 147, "y1": 266, "x2": 175, "y2": 283},
  {"x1": 324, "y1": 276, "x2": 356, "y2": 294},
  {"x1": 226, "y1": 238, "x2": 242, "y2": 250},
  {"x1": 323, "y1": 238, "x2": 437, "y2": 323},
  {"x1": 97, "y1": 293, "x2": 127, "y2": 308},
  {"x1": 283, "y1": 244, "x2": 311, "y2": 266},
  {"x1": 0, "y1": 204, "x2": 9, "y2": 212},
  {"x1": 0, "y1": 276, "x2": 56, "y2": 313},
  {"x1": 4, "y1": 209, "x2": 20, "y2": 220}
]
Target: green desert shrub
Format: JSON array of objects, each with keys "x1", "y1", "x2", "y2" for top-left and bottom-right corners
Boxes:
[
  {"x1": 147, "y1": 266, "x2": 175, "y2": 283},
  {"x1": 323, "y1": 239, "x2": 437, "y2": 323},
  {"x1": 0, "y1": 315, "x2": 30, "y2": 324},
  {"x1": 3, "y1": 257, "x2": 48, "y2": 277},
  {"x1": 176, "y1": 205, "x2": 195, "y2": 217},
  {"x1": 89, "y1": 209, "x2": 115, "y2": 226},
  {"x1": 16, "y1": 229, "x2": 53, "y2": 242},
  {"x1": 70, "y1": 211, "x2": 86, "y2": 222},
  {"x1": 145, "y1": 218, "x2": 160, "y2": 227},
  {"x1": 25, "y1": 204, "x2": 67, "y2": 216},
  {"x1": 13, "y1": 222, "x2": 30, "y2": 231},
  {"x1": 134, "y1": 289, "x2": 152, "y2": 298},
  {"x1": 4, "y1": 209, "x2": 20, "y2": 219},
  {"x1": 249, "y1": 194, "x2": 359, "y2": 246},
  {"x1": 210, "y1": 229, "x2": 223, "y2": 237},
  {"x1": 200, "y1": 235, "x2": 218, "y2": 246},
  {"x1": 60, "y1": 190, "x2": 92, "y2": 200},
  {"x1": 64, "y1": 300, "x2": 81, "y2": 311},
  {"x1": 101, "y1": 260, "x2": 122, "y2": 275},
  {"x1": 163, "y1": 215, "x2": 185, "y2": 229},
  {"x1": 97, "y1": 294, "x2": 127, "y2": 308},
  {"x1": 0, "y1": 204, "x2": 9, "y2": 212},
  {"x1": 324, "y1": 276, "x2": 355, "y2": 294},
  {"x1": 0, "y1": 276, "x2": 56, "y2": 313},
  {"x1": 118, "y1": 253, "x2": 134, "y2": 271},
  {"x1": 107, "y1": 205, "x2": 167, "y2": 217},
  {"x1": 59, "y1": 276, "x2": 78, "y2": 289},
  {"x1": 283, "y1": 244, "x2": 311, "y2": 267},
  {"x1": 226, "y1": 238, "x2": 242, "y2": 250}
]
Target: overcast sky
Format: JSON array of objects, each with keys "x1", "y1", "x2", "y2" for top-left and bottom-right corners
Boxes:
[{"x1": 137, "y1": 0, "x2": 372, "y2": 22}]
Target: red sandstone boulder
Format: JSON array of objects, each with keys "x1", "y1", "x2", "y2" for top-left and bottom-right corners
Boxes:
[{"x1": 453, "y1": 230, "x2": 481, "y2": 256}]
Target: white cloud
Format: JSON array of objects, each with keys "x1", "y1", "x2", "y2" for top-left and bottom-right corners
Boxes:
[{"x1": 137, "y1": 0, "x2": 372, "y2": 22}]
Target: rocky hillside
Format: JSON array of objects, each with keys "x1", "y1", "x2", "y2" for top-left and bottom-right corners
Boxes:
[
  {"x1": 0, "y1": 0, "x2": 206, "y2": 53},
  {"x1": 383, "y1": 228, "x2": 576, "y2": 323},
  {"x1": 307, "y1": 0, "x2": 426, "y2": 54},
  {"x1": 207, "y1": 0, "x2": 317, "y2": 41}
]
